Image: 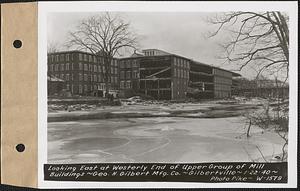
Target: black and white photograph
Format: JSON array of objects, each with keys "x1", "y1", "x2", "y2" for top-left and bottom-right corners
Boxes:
[{"x1": 39, "y1": 1, "x2": 298, "y2": 188}]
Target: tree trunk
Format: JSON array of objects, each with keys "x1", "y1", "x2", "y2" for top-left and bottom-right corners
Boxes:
[{"x1": 104, "y1": 56, "x2": 111, "y2": 100}]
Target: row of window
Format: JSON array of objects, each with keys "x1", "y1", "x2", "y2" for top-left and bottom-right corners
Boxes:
[
  {"x1": 174, "y1": 57, "x2": 190, "y2": 69},
  {"x1": 119, "y1": 60, "x2": 138, "y2": 69},
  {"x1": 49, "y1": 54, "x2": 72, "y2": 62},
  {"x1": 65, "y1": 83, "x2": 118, "y2": 93},
  {"x1": 78, "y1": 73, "x2": 118, "y2": 83},
  {"x1": 49, "y1": 63, "x2": 118, "y2": 75},
  {"x1": 49, "y1": 53, "x2": 118, "y2": 66},
  {"x1": 120, "y1": 81, "x2": 132, "y2": 89},
  {"x1": 120, "y1": 70, "x2": 139, "y2": 80},
  {"x1": 49, "y1": 63, "x2": 74, "y2": 71},
  {"x1": 78, "y1": 63, "x2": 117, "y2": 74},
  {"x1": 174, "y1": 68, "x2": 189, "y2": 79},
  {"x1": 52, "y1": 74, "x2": 73, "y2": 81}
]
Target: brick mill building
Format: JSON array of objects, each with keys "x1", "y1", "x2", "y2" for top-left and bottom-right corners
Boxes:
[
  {"x1": 118, "y1": 49, "x2": 240, "y2": 100},
  {"x1": 47, "y1": 49, "x2": 241, "y2": 100},
  {"x1": 47, "y1": 50, "x2": 119, "y2": 97}
]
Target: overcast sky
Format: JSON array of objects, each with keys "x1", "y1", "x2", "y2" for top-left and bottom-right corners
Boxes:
[{"x1": 48, "y1": 12, "x2": 255, "y2": 78}]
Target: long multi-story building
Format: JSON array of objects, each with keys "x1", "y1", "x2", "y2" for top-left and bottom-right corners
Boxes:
[
  {"x1": 47, "y1": 50, "x2": 118, "y2": 96},
  {"x1": 118, "y1": 49, "x2": 240, "y2": 100},
  {"x1": 47, "y1": 49, "x2": 241, "y2": 100},
  {"x1": 118, "y1": 49, "x2": 190, "y2": 100}
]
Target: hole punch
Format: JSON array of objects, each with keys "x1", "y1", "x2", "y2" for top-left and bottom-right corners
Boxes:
[
  {"x1": 13, "y1": 40, "x2": 22, "y2": 48},
  {"x1": 16, "y1": 144, "x2": 25, "y2": 152}
]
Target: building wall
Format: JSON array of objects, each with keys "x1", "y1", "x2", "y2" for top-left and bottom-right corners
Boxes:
[
  {"x1": 213, "y1": 68, "x2": 232, "y2": 98},
  {"x1": 171, "y1": 56, "x2": 190, "y2": 100},
  {"x1": 47, "y1": 51, "x2": 118, "y2": 96},
  {"x1": 139, "y1": 56, "x2": 172, "y2": 100},
  {"x1": 118, "y1": 58, "x2": 140, "y2": 93},
  {"x1": 188, "y1": 62, "x2": 214, "y2": 99}
]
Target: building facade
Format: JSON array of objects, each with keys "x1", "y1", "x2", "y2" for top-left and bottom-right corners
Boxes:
[
  {"x1": 47, "y1": 50, "x2": 119, "y2": 96},
  {"x1": 118, "y1": 49, "x2": 238, "y2": 100},
  {"x1": 48, "y1": 49, "x2": 240, "y2": 100},
  {"x1": 118, "y1": 49, "x2": 190, "y2": 100},
  {"x1": 188, "y1": 62, "x2": 214, "y2": 99}
]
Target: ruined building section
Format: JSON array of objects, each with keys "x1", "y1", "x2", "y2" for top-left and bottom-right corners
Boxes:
[
  {"x1": 213, "y1": 68, "x2": 233, "y2": 98},
  {"x1": 139, "y1": 56, "x2": 173, "y2": 100},
  {"x1": 118, "y1": 49, "x2": 191, "y2": 100},
  {"x1": 187, "y1": 62, "x2": 214, "y2": 99}
]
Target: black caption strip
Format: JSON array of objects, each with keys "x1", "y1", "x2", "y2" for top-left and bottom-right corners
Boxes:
[{"x1": 44, "y1": 162, "x2": 287, "y2": 183}]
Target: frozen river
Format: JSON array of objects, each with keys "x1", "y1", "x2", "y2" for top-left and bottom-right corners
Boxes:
[{"x1": 48, "y1": 116, "x2": 285, "y2": 163}]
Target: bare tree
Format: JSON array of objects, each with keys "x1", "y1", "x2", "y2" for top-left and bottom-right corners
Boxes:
[
  {"x1": 209, "y1": 12, "x2": 289, "y2": 78},
  {"x1": 47, "y1": 41, "x2": 60, "y2": 53},
  {"x1": 66, "y1": 12, "x2": 138, "y2": 97}
]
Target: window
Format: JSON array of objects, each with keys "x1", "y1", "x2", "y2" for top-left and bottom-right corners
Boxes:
[
  {"x1": 71, "y1": 63, "x2": 74, "y2": 70},
  {"x1": 120, "y1": 71, "x2": 125, "y2": 79},
  {"x1": 126, "y1": 61, "x2": 131, "y2": 68},
  {"x1": 114, "y1": 67, "x2": 117, "y2": 74},
  {"x1": 84, "y1": 85, "x2": 87, "y2": 92},
  {"x1": 126, "y1": 81, "x2": 131, "y2": 88},
  {"x1": 66, "y1": 74, "x2": 70, "y2": 81},
  {"x1": 93, "y1": 56, "x2": 97, "y2": 63},
  {"x1": 126, "y1": 71, "x2": 131, "y2": 79},
  {"x1": 84, "y1": 74, "x2": 87, "y2": 81},
  {"x1": 55, "y1": 55, "x2": 59, "y2": 62},
  {"x1": 94, "y1": 65, "x2": 97, "y2": 72},
  {"x1": 120, "y1": 81, "x2": 125, "y2": 89},
  {"x1": 66, "y1": 84, "x2": 70, "y2": 90},
  {"x1": 114, "y1": 77, "x2": 117, "y2": 83},
  {"x1": 84, "y1": 64, "x2": 88, "y2": 71},
  {"x1": 61, "y1": 63, "x2": 64, "y2": 71},
  {"x1": 132, "y1": 70, "x2": 137, "y2": 78},
  {"x1": 94, "y1": 74, "x2": 97, "y2": 82},
  {"x1": 79, "y1": 73, "x2": 83, "y2": 81},
  {"x1": 89, "y1": 65, "x2": 93, "y2": 71},
  {"x1": 60, "y1": 74, "x2": 64, "y2": 80},
  {"x1": 66, "y1": 54, "x2": 70, "y2": 61},
  {"x1": 50, "y1": 65, "x2": 54, "y2": 71},
  {"x1": 111, "y1": 76, "x2": 114, "y2": 83},
  {"x1": 98, "y1": 75, "x2": 101, "y2": 82},
  {"x1": 66, "y1": 63, "x2": 70, "y2": 70},
  {"x1": 103, "y1": 66, "x2": 106, "y2": 73},
  {"x1": 94, "y1": 85, "x2": 97, "y2": 90},
  {"x1": 132, "y1": 60, "x2": 137, "y2": 67},
  {"x1": 89, "y1": 55, "x2": 93, "y2": 62},
  {"x1": 79, "y1": 53, "x2": 83, "y2": 61},
  {"x1": 60, "y1": 54, "x2": 64, "y2": 61},
  {"x1": 98, "y1": 66, "x2": 101, "y2": 72},
  {"x1": 120, "y1": 61, "x2": 125, "y2": 68},
  {"x1": 79, "y1": 62, "x2": 83, "y2": 70},
  {"x1": 84, "y1": 54, "x2": 88, "y2": 61},
  {"x1": 111, "y1": 67, "x2": 114, "y2": 74},
  {"x1": 71, "y1": 74, "x2": 74, "y2": 81},
  {"x1": 79, "y1": 85, "x2": 83, "y2": 94}
]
